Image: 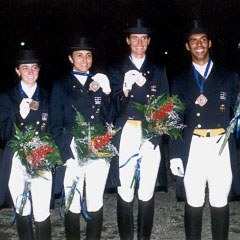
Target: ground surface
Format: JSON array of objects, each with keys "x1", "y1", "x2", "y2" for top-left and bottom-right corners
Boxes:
[
  {"x1": 1, "y1": 145, "x2": 240, "y2": 240},
  {"x1": 0, "y1": 176, "x2": 240, "y2": 240}
]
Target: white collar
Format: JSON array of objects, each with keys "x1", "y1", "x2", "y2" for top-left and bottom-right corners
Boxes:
[
  {"x1": 129, "y1": 55, "x2": 145, "y2": 70},
  {"x1": 192, "y1": 61, "x2": 213, "y2": 78},
  {"x1": 73, "y1": 70, "x2": 90, "y2": 85},
  {"x1": 21, "y1": 81, "x2": 37, "y2": 98}
]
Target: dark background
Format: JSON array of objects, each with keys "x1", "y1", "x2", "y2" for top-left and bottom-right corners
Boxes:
[{"x1": 0, "y1": 0, "x2": 240, "y2": 88}]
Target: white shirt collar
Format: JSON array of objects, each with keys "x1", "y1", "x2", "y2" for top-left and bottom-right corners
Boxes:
[
  {"x1": 21, "y1": 81, "x2": 37, "y2": 98},
  {"x1": 192, "y1": 60, "x2": 213, "y2": 78},
  {"x1": 73, "y1": 70, "x2": 90, "y2": 85},
  {"x1": 129, "y1": 55, "x2": 145, "y2": 70}
]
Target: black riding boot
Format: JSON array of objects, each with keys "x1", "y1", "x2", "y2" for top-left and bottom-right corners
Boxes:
[
  {"x1": 117, "y1": 194, "x2": 134, "y2": 240},
  {"x1": 16, "y1": 214, "x2": 35, "y2": 240},
  {"x1": 211, "y1": 204, "x2": 229, "y2": 240},
  {"x1": 64, "y1": 211, "x2": 80, "y2": 240},
  {"x1": 86, "y1": 207, "x2": 103, "y2": 240},
  {"x1": 184, "y1": 203, "x2": 203, "y2": 240},
  {"x1": 137, "y1": 197, "x2": 154, "y2": 240},
  {"x1": 35, "y1": 216, "x2": 51, "y2": 240}
]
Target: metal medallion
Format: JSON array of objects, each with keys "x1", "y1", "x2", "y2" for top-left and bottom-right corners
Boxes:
[
  {"x1": 29, "y1": 100, "x2": 39, "y2": 110},
  {"x1": 196, "y1": 94, "x2": 208, "y2": 107}
]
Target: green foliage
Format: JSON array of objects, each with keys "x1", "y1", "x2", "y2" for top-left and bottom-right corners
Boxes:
[
  {"x1": 9, "y1": 124, "x2": 62, "y2": 177},
  {"x1": 133, "y1": 94, "x2": 185, "y2": 140},
  {"x1": 72, "y1": 110, "x2": 119, "y2": 162}
]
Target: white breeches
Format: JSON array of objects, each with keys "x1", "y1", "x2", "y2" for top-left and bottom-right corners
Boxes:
[
  {"x1": 184, "y1": 134, "x2": 232, "y2": 208},
  {"x1": 8, "y1": 153, "x2": 52, "y2": 222},
  {"x1": 118, "y1": 120, "x2": 161, "y2": 202},
  {"x1": 64, "y1": 159, "x2": 110, "y2": 213}
]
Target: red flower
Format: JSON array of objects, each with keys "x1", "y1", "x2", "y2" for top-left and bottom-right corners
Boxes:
[
  {"x1": 29, "y1": 145, "x2": 54, "y2": 167},
  {"x1": 92, "y1": 133, "x2": 111, "y2": 150},
  {"x1": 154, "y1": 102, "x2": 174, "y2": 121}
]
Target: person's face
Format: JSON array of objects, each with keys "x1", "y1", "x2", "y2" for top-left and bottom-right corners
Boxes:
[
  {"x1": 185, "y1": 33, "x2": 212, "y2": 65},
  {"x1": 15, "y1": 63, "x2": 40, "y2": 86},
  {"x1": 68, "y1": 50, "x2": 93, "y2": 73},
  {"x1": 126, "y1": 34, "x2": 150, "y2": 58}
]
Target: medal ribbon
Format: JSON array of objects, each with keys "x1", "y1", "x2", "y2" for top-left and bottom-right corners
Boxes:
[
  {"x1": 192, "y1": 59, "x2": 212, "y2": 93},
  {"x1": 18, "y1": 83, "x2": 40, "y2": 103},
  {"x1": 71, "y1": 71, "x2": 94, "y2": 77}
]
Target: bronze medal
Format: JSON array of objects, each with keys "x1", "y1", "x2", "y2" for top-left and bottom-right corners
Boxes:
[
  {"x1": 29, "y1": 100, "x2": 39, "y2": 110},
  {"x1": 196, "y1": 94, "x2": 208, "y2": 107},
  {"x1": 89, "y1": 81, "x2": 100, "y2": 92},
  {"x1": 135, "y1": 75, "x2": 146, "y2": 87}
]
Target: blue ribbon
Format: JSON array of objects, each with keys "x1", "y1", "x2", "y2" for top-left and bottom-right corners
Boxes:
[
  {"x1": 79, "y1": 190, "x2": 91, "y2": 221},
  {"x1": 119, "y1": 153, "x2": 140, "y2": 168},
  {"x1": 11, "y1": 182, "x2": 31, "y2": 225},
  {"x1": 229, "y1": 114, "x2": 240, "y2": 139},
  {"x1": 119, "y1": 153, "x2": 142, "y2": 189},
  {"x1": 71, "y1": 71, "x2": 94, "y2": 77},
  {"x1": 60, "y1": 180, "x2": 91, "y2": 221},
  {"x1": 130, "y1": 158, "x2": 141, "y2": 189},
  {"x1": 136, "y1": 159, "x2": 141, "y2": 184},
  {"x1": 192, "y1": 59, "x2": 212, "y2": 93},
  {"x1": 10, "y1": 208, "x2": 16, "y2": 225},
  {"x1": 236, "y1": 117, "x2": 240, "y2": 139}
]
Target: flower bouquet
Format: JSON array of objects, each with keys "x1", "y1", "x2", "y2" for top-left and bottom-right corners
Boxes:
[
  {"x1": 122, "y1": 94, "x2": 185, "y2": 189},
  {"x1": 133, "y1": 94, "x2": 185, "y2": 140},
  {"x1": 219, "y1": 96, "x2": 240, "y2": 155},
  {"x1": 9, "y1": 124, "x2": 62, "y2": 177},
  {"x1": 72, "y1": 110, "x2": 119, "y2": 163},
  {"x1": 9, "y1": 124, "x2": 62, "y2": 217}
]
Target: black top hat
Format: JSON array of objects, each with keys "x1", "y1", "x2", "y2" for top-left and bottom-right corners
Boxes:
[
  {"x1": 15, "y1": 49, "x2": 41, "y2": 65},
  {"x1": 124, "y1": 18, "x2": 152, "y2": 34},
  {"x1": 68, "y1": 36, "x2": 94, "y2": 53},
  {"x1": 186, "y1": 19, "x2": 209, "y2": 37}
]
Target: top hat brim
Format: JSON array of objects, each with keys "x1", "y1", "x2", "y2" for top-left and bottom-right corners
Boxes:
[
  {"x1": 187, "y1": 27, "x2": 209, "y2": 35},
  {"x1": 16, "y1": 59, "x2": 41, "y2": 65},
  {"x1": 124, "y1": 27, "x2": 152, "y2": 34},
  {"x1": 69, "y1": 46, "x2": 95, "y2": 52}
]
